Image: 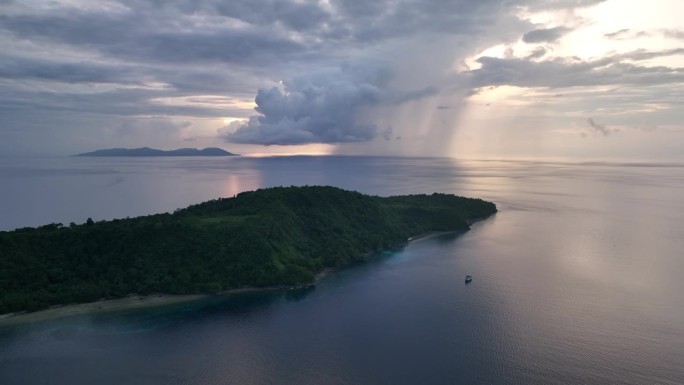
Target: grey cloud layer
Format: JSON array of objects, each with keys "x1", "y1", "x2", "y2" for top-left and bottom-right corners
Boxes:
[
  {"x1": 468, "y1": 49, "x2": 684, "y2": 89},
  {"x1": 2, "y1": 0, "x2": 656, "y2": 153},
  {"x1": 604, "y1": 28, "x2": 684, "y2": 41},
  {"x1": 1, "y1": 1, "x2": 524, "y2": 97},
  {"x1": 522, "y1": 26, "x2": 573, "y2": 43},
  {"x1": 225, "y1": 69, "x2": 384, "y2": 145},
  {"x1": 222, "y1": 67, "x2": 440, "y2": 145}
]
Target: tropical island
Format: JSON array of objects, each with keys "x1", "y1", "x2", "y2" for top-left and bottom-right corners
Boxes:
[
  {"x1": 74, "y1": 147, "x2": 237, "y2": 157},
  {"x1": 0, "y1": 186, "x2": 496, "y2": 315}
]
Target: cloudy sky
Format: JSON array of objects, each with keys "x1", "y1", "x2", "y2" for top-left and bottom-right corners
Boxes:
[{"x1": 1, "y1": 0, "x2": 683, "y2": 159}]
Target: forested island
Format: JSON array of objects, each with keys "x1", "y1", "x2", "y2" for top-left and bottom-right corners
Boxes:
[
  {"x1": 74, "y1": 147, "x2": 237, "y2": 157},
  {"x1": 0, "y1": 186, "x2": 496, "y2": 314}
]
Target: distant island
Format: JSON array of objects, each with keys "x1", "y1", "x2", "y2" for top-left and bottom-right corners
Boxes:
[
  {"x1": 0, "y1": 186, "x2": 496, "y2": 314},
  {"x1": 74, "y1": 147, "x2": 238, "y2": 157}
]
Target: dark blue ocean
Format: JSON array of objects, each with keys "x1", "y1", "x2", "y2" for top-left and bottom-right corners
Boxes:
[{"x1": 1, "y1": 156, "x2": 683, "y2": 384}]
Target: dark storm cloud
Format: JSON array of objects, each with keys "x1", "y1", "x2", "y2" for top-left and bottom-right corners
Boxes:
[
  {"x1": 0, "y1": 0, "x2": 518, "y2": 65},
  {"x1": 0, "y1": 86, "x2": 240, "y2": 118},
  {"x1": 209, "y1": 0, "x2": 331, "y2": 31},
  {"x1": 0, "y1": 50, "x2": 266, "y2": 99},
  {"x1": 223, "y1": 68, "x2": 388, "y2": 145},
  {"x1": 0, "y1": 56, "x2": 143, "y2": 85},
  {"x1": 522, "y1": 26, "x2": 573, "y2": 43},
  {"x1": 0, "y1": 0, "x2": 519, "y2": 95},
  {"x1": 114, "y1": 0, "x2": 332, "y2": 32},
  {"x1": 329, "y1": 1, "x2": 514, "y2": 42},
  {"x1": 160, "y1": 70, "x2": 261, "y2": 95},
  {"x1": 0, "y1": 0, "x2": 627, "y2": 153},
  {"x1": 390, "y1": 86, "x2": 439, "y2": 105},
  {"x1": 0, "y1": 0, "x2": 523, "y2": 149},
  {"x1": 0, "y1": 12, "x2": 307, "y2": 65}
]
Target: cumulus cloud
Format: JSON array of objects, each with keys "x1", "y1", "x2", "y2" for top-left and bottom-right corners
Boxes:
[
  {"x1": 522, "y1": 26, "x2": 573, "y2": 43},
  {"x1": 221, "y1": 66, "x2": 437, "y2": 145}
]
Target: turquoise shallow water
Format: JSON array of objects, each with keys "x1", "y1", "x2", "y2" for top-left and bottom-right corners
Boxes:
[{"x1": 1, "y1": 157, "x2": 683, "y2": 384}]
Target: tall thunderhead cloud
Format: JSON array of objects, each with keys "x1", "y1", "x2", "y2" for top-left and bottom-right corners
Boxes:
[
  {"x1": 222, "y1": 67, "x2": 434, "y2": 145},
  {"x1": 218, "y1": 0, "x2": 605, "y2": 149}
]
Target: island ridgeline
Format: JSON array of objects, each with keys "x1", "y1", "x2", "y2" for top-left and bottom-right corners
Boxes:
[
  {"x1": 74, "y1": 147, "x2": 237, "y2": 157},
  {"x1": 0, "y1": 186, "x2": 496, "y2": 314}
]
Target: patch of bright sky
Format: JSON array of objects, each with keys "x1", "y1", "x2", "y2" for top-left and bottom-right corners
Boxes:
[
  {"x1": 556, "y1": 0, "x2": 684, "y2": 66},
  {"x1": 468, "y1": 0, "x2": 684, "y2": 67},
  {"x1": 244, "y1": 144, "x2": 336, "y2": 157},
  {"x1": 463, "y1": 0, "x2": 684, "y2": 123},
  {"x1": 151, "y1": 95, "x2": 255, "y2": 110},
  {"x1": 469, "y1": 85, "x2": 533, "y2": 107},
  {"x1": 451, "y1": 0, "x2": 684, "y2": 161}
]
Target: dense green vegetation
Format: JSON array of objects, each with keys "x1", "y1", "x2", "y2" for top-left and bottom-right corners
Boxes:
[{"x1": 0, "y1": 186, "x2": 496, "y2": 314}]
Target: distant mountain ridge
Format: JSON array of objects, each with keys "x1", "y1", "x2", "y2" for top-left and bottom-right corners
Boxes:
[{"x1": 74, "y1": 147, "x2": 238, "y2": 157}]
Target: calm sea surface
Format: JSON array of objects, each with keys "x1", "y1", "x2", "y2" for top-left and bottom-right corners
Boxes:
[{"x1": 1, "y1": 156, "x2": 683, "y2": 384}]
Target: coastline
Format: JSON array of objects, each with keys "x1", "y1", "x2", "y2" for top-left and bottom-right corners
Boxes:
[
  {"x1": 0, "y1": 268, "x2": 337, "y2": 328},
  {"x1": 0, "y1": 230, "x2": 460, "y2": 327},
  {"x1": 0, "y1": 293, "x2": 209, "y2": 327}
]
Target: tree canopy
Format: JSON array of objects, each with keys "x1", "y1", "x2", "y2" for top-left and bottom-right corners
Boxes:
[{"x1": 0, "y1": 186, "x2": 496, "y2": 313}]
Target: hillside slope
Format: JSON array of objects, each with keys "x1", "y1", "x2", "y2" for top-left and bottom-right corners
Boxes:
[{"x1": 0, "y1": 186, "x2": 496, "y2": 313}]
